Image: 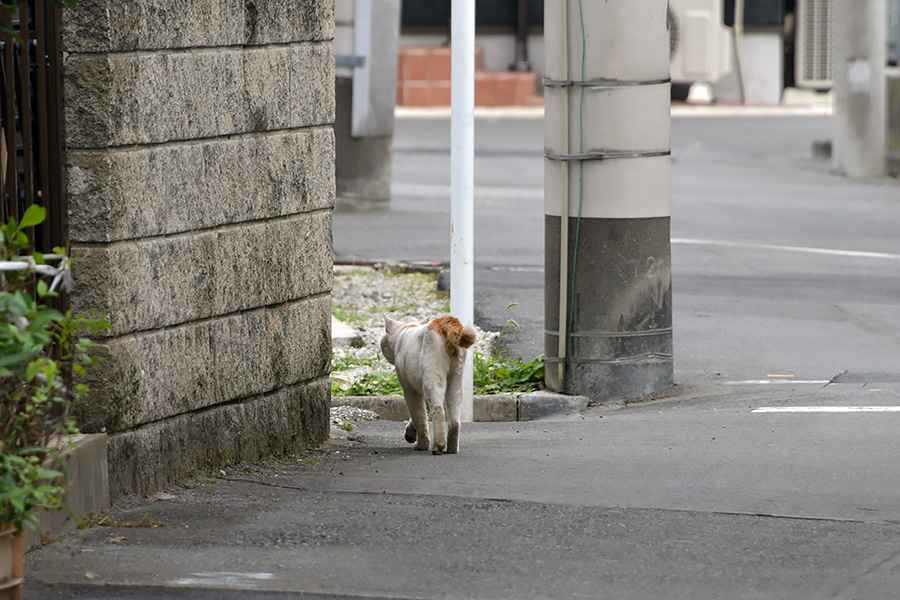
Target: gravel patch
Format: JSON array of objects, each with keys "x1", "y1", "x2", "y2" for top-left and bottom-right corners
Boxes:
[{"x1": 330, "y1": 405, "x2": 381, "y2": 426}]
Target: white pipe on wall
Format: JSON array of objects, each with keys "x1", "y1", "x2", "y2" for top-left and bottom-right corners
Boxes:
[
  {"x1": 556, "y1": 0, "x2": 569, "y2": 390},
  {"x1": 733, "y1": 0, "x2": 748, "y2": 102},
  {"x1": 450, "y1": 0, "x2": 475, "y2": 421}
]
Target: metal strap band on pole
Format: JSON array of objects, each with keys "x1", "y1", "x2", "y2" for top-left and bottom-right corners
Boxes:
[
  {"x1": 550, "y1": 327, "x2": 674, "y2": 338},
  {"x1": 335, "y1": 54, "x2": 366, "y2": 68},
  {"x1": 543, "y1": 77, "x2": 671, "y2": 88},
  {"x1": 544, "y1": 353, "x2": 673, "y2": 365},
  {"x1": 545, "y1": 149, "x2": 671, "y2": 161}
]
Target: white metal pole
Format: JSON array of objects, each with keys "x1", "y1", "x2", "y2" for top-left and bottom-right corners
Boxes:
[{"x1": 450, "y1": 0, "x2": 475, "y2": 421}]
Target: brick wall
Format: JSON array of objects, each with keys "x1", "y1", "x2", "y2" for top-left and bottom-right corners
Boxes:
[
  {"x1": 395, "y1": 46, "x2": 543, "y2": 107},
  {"x1": 60, "y1": 0, "x2": 335, "y2": 498}
]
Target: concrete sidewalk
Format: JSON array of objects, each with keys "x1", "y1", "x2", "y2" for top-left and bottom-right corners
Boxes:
[{"x1": 24, "y1": 382, "x2": 900, "y2": 599}]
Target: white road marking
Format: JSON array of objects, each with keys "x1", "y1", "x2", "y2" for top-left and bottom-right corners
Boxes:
[
  {"x1": 394, "y1": 105, "x2": 833, "y2": 119},
  {"x1": 670, "y1": 104, "x2": 832, "y2": 118},
  {"x1": 673, "y1": 238, "x2": 900, "y2": 262},
  {"x1": 725, "y1": 380, "x2": 830, "y2": 385},
  {"x1": 170, "y1": 572, "x2": 275, "y2": 588},
  {"x1": 753, "y1": 406, "x2": 900, "y2": 413}
]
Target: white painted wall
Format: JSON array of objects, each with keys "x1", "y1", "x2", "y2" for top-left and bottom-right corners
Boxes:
[{"x1": 739, "y1": 31, "x2": 784, "y2": 104}]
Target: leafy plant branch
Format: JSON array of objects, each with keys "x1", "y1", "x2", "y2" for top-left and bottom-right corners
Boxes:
[{"x1": 0, "y1": 205, "x2": 108, "y2": 532}]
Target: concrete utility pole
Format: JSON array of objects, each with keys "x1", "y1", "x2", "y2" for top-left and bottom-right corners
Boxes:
[
  {"x1": 832, "y1": 0, "x2": 887, "y2": 178},
  {"x1": 543, "y1": 0, "x2": 673, "y2": 401}
]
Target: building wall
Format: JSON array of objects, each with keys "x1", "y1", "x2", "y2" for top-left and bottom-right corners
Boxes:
[
  {"x1": 59, "y1": 0, "x2": 335, "y2": 498},
  {"x1": 333, "y1": 0, "x2": 395, "y2": 210}
]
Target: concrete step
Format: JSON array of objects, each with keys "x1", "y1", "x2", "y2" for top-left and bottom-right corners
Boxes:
[
  {"x1": 332, "y1": 316, "x2": 364, "y2": 348},
  {"x1": 25, "y1": 434, "x2": 109, "y2": 550}
]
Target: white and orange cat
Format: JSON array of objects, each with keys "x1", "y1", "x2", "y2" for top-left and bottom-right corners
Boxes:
[{"x1": 381, "y1": 314, "x2": 477, "y2": 455}]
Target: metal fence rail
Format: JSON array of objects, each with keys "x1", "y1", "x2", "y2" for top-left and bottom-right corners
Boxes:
[{"x1": 0, "y1": 0, "x2": 64, "y2": 257}]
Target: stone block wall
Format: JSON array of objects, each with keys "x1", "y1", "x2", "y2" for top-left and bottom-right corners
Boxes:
[{"x1": 60, "y1": 0, "x2": 335, "y2": 498}]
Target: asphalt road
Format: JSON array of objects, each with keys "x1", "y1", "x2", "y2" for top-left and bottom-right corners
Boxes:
[
  {"x1": 335, "y1": 109, "x2": 900, "y2": 387},
  {"x1": 25, "y1": 108, "x2": 900, "y2": 599}
]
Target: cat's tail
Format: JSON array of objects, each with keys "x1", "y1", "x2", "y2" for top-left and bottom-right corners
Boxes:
[
  {"x1": 429, "y1": 316, "x2": 477, "y2": 357},
  {"x1": 455, "y1": 324, "x2": 478, "y2": 349}
]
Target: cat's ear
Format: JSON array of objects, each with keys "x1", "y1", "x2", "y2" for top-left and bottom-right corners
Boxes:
[{"x1": 383, "y1": 313, "x2": 396, "y2": 333}]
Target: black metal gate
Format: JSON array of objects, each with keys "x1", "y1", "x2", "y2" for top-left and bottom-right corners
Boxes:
[{"x1": 0, "y1": 0, "x2": 64, "y2": 255}]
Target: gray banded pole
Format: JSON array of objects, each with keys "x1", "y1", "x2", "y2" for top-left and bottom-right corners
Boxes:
[
  {"x1": 832, "y1": 0, "x2": 887, "y2": 178},
  {"x1": 543, "y1": 0, "x2": 673, "y2": 400}
]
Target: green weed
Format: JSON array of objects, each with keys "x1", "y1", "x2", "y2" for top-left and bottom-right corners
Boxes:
[
  {"x1": 90, "y1": 512, "x2": 168, "y2": 528},
  {"x1": 473, "y1": 352, "x2": 544, "y2": 394},
  {"x1": 331, "y1": 355, "x2": 378, "y2": 372},
  {"x1": 332, "y1": 304, "x2": 367, "y2": 325},
  {"x1": 331, "y1": 354, "x2": 544, "y2": 396},
  {"x1": 332, "y1": 371, "x2": 403, "y2": 396}
]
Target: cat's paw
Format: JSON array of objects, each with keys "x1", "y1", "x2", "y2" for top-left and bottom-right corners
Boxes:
[
  {"x1": 404, "y1": 420, "x2": 417, "y2": 444},
  {"x1": 432, "y1": 448, "x2": 444, "y2": 456},
  {"x1": 414, "y1": 428, "x2": 431, "y2": 451}
]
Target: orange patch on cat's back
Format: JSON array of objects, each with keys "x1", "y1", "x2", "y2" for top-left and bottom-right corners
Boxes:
[
  {"x1": 428, "y1": 316, "x2": 463, "y2": 338},
  {"x1": 429, "y1": 317, "x2": 463, "y2": 357},
  {"x1": 429, "y1": 316, "x2": 477, "y2": 357}
]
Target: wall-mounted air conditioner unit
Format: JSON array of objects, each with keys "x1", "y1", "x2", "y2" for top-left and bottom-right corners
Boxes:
[
  {"x1": 668, "y1": 0, "x2": 732, "y2": 84},
  {"x1": 795, "y1": 0, "x2": 833, "y2": 89}
]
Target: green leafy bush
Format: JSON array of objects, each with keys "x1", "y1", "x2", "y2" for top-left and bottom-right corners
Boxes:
[{"x1": 0, "y1": 205, "x2": 108, "y2": 532}]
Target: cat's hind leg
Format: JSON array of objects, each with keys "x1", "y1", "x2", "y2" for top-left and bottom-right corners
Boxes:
[
  {"x1": 445, "y1": 355, "x2": 464, "y2": 454},
  {"x1": 429, "y1": 403, "x2": 446, "y2": 455},
  {"x1": 404, "y1": 419, "x2": 416, "y2": 444},
  {"x1": 403, "y1": 390, "x2": 430, "y2": 451},
  {"x1": 424, "y1": 374, "x2": 448, "y2": 455}
]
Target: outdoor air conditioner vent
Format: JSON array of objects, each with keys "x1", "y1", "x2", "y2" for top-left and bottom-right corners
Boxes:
[
  {"x1": 668, "y1": 0, "x2": 731, "y2": 85},
  {"x1": 668, "y1": 5, "x2": 680, "y2": 55},
  {"x1": 795, "y1": 0, "x2": 833, "y2": 89}
]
